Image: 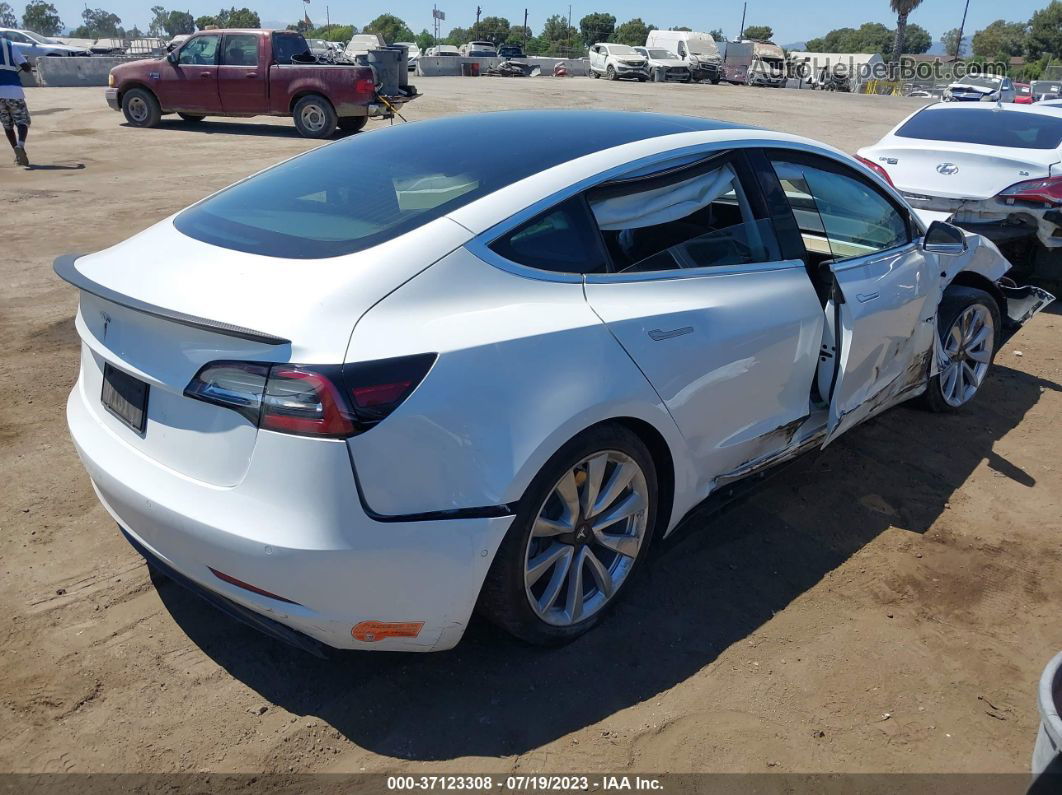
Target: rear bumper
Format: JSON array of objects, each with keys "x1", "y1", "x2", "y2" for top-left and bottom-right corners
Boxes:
[
  {"x1": 104, "y1": 88, "x2": 119, "y2": 111},
  {"x1": 903, "y1": 192, "x2": 1062, "y2": 251},
  {"x1": 67, "y1": 373, "x2": 513, "y2": 653}
]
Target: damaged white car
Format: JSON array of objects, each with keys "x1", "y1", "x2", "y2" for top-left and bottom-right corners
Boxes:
[
  {"x1": 858, "y1": 103, "x2": 1062, "y2": 272},
  {"x1": 56, "y1": 111, "x2": 1052, "y2": 654}
]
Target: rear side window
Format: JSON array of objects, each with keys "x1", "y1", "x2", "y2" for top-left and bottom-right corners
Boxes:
[
  {"x1": 490, "y1": 198, "x2": 606, "y2": 274},
  {"x1": 272, "y1": 33, "x2": 309, "y2": 63},
  {"x1": 896, "y1": 108, "x2": 1062, "y2": 150},
  {"x1": 222, "y1": 34, "x2": 258, "y2": 66}
]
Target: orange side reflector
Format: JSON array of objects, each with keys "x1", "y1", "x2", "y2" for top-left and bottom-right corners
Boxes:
[{"x1": 352, "y1": 621, "x2": 424, "y2": 642}]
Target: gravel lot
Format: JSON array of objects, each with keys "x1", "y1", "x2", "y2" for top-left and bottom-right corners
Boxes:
[{"x1": 1, "y1": 77, "x2": 1060, "y2": 775}]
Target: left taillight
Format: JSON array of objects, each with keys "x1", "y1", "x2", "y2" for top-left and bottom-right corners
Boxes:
[
  {"x1": 184, "y1": 354, "x2": 436, "y2": 438},
  {"x1": 996, "y1": 175, "x2": 1062, "y2": 206},
  {"x1": 855, "y1": 155, "x2": 895, "y2": 188}
]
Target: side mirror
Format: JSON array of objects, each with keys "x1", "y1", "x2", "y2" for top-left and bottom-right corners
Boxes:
[
  {"x1": 167, "y1": 51, "x2": 178, "y2": 65},
  {"x1": 923, "y1": 220, "x2": 967, "y2": 255}
]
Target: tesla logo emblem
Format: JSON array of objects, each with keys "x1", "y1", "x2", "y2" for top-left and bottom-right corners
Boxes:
[
  {"x1": 100, "y1": 312, "x2": 111, "y2": 339},
  {"x1": 937, "y1": 163, "x2": 960, "y2": 175}
]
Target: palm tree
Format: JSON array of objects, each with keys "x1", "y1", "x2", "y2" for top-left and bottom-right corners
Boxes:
[{"x1": 890, "y1": 0, "x2": 924, "y2": 65}]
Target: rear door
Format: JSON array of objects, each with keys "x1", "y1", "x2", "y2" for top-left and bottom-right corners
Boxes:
[
  {"x1": 218, "y1": 32, "x2": 267, "y2": 113},
  {"x1": 577, "y1": 150, "x2": 824, "y2": 494},
  {"x1": 765, "y1": 150, "x2": 937, "y2": 445},
  {"x1": 161, "y1": 34, "x2": 221, "y2": 112}
]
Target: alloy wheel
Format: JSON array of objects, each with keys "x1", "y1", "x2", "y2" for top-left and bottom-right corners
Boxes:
[
  {"x1": 127, "y1": 97, "x2": 148, "y2": 123},
  {"x1": 523, "y1": 451, "x2": 649, "y2": 626},
  {"x1": 939, "y1": 303, "x2": 994, "y2": 407},
  {"x1": 300, "y1": 104, "x2": 327, "y2": 133}
]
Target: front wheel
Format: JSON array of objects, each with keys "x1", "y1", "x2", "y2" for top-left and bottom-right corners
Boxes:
[
  {"x1": 292, "y1": 94, "x2": 338, "y2": 139},
  {"x1": 478, "y1": 424, "x2": 658, "y2": 646},
  {"x1": 606, "y1": 65, "x2": 617, "y2": 81},
  {"x1": 121, "y1": 88, "x2": 161, "y2": 128},
  {"x1": 921, "y1": 286, "x2": 1001, "y2": 412}
]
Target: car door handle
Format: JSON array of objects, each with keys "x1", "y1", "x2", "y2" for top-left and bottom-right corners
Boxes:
[
  {"x1": 200, "y1": 72, "x2": 213, "y2": 78},
  {"x1": 856, "y1": 292, "x2": 880, "y2": 303},
  {"x1": 648, "y1": 327, "x2": 694, "y2": 341},
  {"x1": 245, "y1": 72, "x2": 258, "y2": 78}
]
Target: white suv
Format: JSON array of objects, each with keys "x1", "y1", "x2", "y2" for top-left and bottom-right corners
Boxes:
[{"x1": 588, "y1": 43, "x2": 648, "y2": 81}]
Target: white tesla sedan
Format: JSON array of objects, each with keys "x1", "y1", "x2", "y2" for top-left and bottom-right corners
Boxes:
[
  {"x1": 57, "y1": 111, "x2": 1052, "y2": 655},
  {"x1": 857, "y1": 103, "x2": 1062, "y2": 269}
]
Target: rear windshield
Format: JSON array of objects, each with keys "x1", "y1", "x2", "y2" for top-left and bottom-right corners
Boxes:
[
  {"x1": 174, "y1": 112, "x2": 724, "y2": 258},
  {"x1": 896, "y1": 108, "x2": 1062, "y2": 150}
]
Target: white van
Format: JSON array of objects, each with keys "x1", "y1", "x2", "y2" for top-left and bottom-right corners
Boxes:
[
  {"x1": 645, "y1": 30, "x2": 722, "y2": 83},
  {"x1": 345, "y1": 33, "x2": 384, "y2": 58}
]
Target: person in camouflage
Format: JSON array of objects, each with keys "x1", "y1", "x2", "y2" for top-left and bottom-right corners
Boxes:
[{"x1": 0, "y1": 32, "x2": 33, "y2": 167}]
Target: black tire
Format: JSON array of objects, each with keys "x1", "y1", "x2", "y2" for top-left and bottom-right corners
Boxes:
[
  {"x1": 177, "y1": 112, "x2": 205, "y2": 122},
  {"x1": 606, "y1": 65, "x2": 617, "y2": 81},
  {"x1": 292, "y1": 94, "x2": 338, "y2": 139},
  {"x1": 920, "y1": 286, "x2": 1002, "y2": 413},
  {"x1": 337, "y1": 115, "x2": 368, "y2": 133},
  {"x1": 590, "y1": 69, "x2": 599, "y2": 79},
  {"x1": 121, "y1": 88, "x2": 162, "y2": 128},
  {"x1": 477, "y1": 423, "x2": 659, "y2": 646},
  {"x1": 710, "y1": 76, "x2": 721, "y2": 85}
]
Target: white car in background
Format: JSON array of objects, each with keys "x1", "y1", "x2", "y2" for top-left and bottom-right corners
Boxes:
[
  {"x1": 395, "y1": 41, "x2": 420, "y2": 70},
  {"x1": 0, "y1": 27, "x2": 90, "y2": 58},
  {"x1": 55, "y1": 111, "x2": 1050, "y2": 656},
  {"x1": 943, "y1": 74, "x2": 1016, "y2": 103},
  {"x1": 632, "y1": 47, "x2": 691, "y2": 82},
  {"x1": 588, "y1": 43, "x2": 648, "y2": 81},
  {"x1": 858, "y1": 103, "x2": 1062, "y2": 270}
]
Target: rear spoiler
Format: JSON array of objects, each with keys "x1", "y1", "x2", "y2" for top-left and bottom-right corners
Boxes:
[{"x1": 53, "y1": 254, "x2": 291, "y2": 345}]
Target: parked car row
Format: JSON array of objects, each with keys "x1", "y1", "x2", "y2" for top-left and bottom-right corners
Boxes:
[{"x1": 0, "y1": 26, "x2": 90, "y2": 59}]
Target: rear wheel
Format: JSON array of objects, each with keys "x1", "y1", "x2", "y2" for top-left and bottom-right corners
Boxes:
[
  {"x1": 337, "y1": 115, "x2": 368, "y2": 133},
  {"x1": 177, "y1": 112, "x2": 205, "y2": 122},
  {"x1": 590, "y1": 69, "x2": 599, "y2": 79},
  {"x1": 121, "y1": 88, "x2": 161, "y2": 128},
  {"x1": 478, "y1": 424, "x2": 658, "y2": 646},
  {"x1": 292, "y1": 94, "x2": 338, "y2": 139},
  {"x1": 922, "y1": 287, "x2": 1000, "y2": 412}
]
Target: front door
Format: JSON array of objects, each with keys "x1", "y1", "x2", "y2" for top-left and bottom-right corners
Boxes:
[
  {"x1": 218, "y1": 33, "x2": 267, "y2": 113},
  {"x1": 765, "y1": 150, "x2": 937, "y2": 445},
  {"x1": 581, "y1": 151, "x2": 824, "y2": 496},
  {"x1": 160, "y1": 34, "x2": 221, "y2": 113}
]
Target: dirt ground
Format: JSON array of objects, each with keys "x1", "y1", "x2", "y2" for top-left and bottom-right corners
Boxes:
[{"x1": 1, "y1": 77, "x2": 1060, "y2": 775}]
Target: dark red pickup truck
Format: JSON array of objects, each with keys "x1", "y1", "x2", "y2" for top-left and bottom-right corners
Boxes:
[{"x1": 105, "y1": 29, "x2": 415, "y2": 138}]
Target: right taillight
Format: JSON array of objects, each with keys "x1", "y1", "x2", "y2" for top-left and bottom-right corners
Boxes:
[
  {"x1": 184, "y1": 354, "x2": 436, "y2": 438},
  {"x1": 996, "y1": 176, "x2": 1062, "y2": 206}
]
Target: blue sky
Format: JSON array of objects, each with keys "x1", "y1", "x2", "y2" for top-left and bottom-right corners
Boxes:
[{"x1": 43, "y1": 1, "x2": 1052, "y2": 44}]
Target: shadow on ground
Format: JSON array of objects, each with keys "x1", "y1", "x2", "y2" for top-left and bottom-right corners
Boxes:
[
  {"x1": 121, "y1": 119, "x2": 365, "y2": 139},
  {"x1": 153, "y1": 364, "x2": 1053, "y2": 760}
]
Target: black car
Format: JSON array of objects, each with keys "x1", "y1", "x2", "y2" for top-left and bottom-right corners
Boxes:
[{"x1": 498, "y1": 44, "x2": 526, "y2": 59}]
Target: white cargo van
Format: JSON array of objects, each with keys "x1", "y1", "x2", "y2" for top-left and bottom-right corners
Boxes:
[{"x1": 645, "y1": 30, "x2": 723, "y2": 83}]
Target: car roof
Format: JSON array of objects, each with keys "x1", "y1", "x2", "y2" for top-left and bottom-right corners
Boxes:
[{"x1": 916, "y1": 101, "x2": 1061, "y2": 118}]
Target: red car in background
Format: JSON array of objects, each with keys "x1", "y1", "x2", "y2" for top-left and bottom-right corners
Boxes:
[
  {"x1": 105, "y1": 29, "x2": 416, "y2": 138},
  {"x1": 1015, "y1": 82, "x2": 1034, "y2": 104}
]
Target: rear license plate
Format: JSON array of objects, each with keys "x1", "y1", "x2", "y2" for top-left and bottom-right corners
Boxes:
[{"x1": 101, "y1": 363, "x2": 149, "y2": 434}]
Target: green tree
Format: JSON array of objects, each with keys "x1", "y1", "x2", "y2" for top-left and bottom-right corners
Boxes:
[
  {"x1": 890, "y1": 0, "x2": 923, "y2": 65},
  {"x1": 476, "y1": 15, "x2": 510, "y2": 44},
  {"x1": 670, "y1": 26, "x2": 691, "y2": 32},
  {"x1": 613, "y1": 18, "x2": 654, "y2": 47},
  {"x1": 443, "y1": 26, "x2": 469, "y2": 46},
  {"x1": 708, "y1": 28, "x2": 724, "y2": 41},
  {"x1": 508, "y1": 24, "x2": 532, "y2": 42},
  {"x1": 579, "y1": 12, "x2": 615, "y2": 47},
  {"x1": 194, "y1": 15, "x2": 216, "y2": 29},
  {"x1": 941, "y1": 27, "x2": 964, "y2": 59},
  {"x1": 903, "y1": 23, "x2": 931, "y2": 54},
  {"x1": 363, "y1": 13, "x2": 413, "y2": 45},
  {"x1": 414, "y1": 28, "x2": 433, "y2": 50},
  {"x1": 72, "y1": 8, "x2": 124, "y2": 38},
  {"x1": 21, "y1": 0, "x2": 62, "y2": 35},
  {"x1": 972, "y1": 19, "x2": 1027, "y2": 60},
  {"x1": 1025, "y1": 1, "x2": 1062, "y2": 60},
  {"x1": 149, "y1": 5, "x2": 167, "y2": 35},
  {"x1": 223, "y1": 7, "x2": 260, "y2": 28},
  {"x1": 0, "y1": 2, "x2": 17, "y2": 26},
  {"x1": 741, "y1": 24, "x2": 773, "y2": 41},
  {"x1": 541, "y1": 14, "x2": 576, "y2": 45}
]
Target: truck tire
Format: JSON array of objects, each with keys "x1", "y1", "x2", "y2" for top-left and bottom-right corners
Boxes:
[
  {"x1": 292, "y1": 95, "x2": 338, "y2": 139},
  {"x1": 337, "y1": 115, "x2": 368, "y2": 133},
  {"x1": 122, "y1": 88, "x2": 162, "y2": 128},
  {"x1": 177, "y1": 113, "x2": 205, "y2": 123}
]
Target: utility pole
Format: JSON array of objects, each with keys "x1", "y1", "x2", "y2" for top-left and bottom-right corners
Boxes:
[
  {"x1": 325, "y1": 4, "x2": 330, "y2": 35},
  {"x1": 738, "y1": 2, "x2": 747, "y2": 40},
  {"x1": 523, "y1": 8, "x2": 528, "y2": 43},
  {"x1": 474, "y1": 5, "x2": 481, "y2": 39},
  {"x1": 567, "y1": 3, "x2": 572, "y2": 55},
  {"x1": 954, "y1": 0, "x2": 970, "y2": 61}
]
